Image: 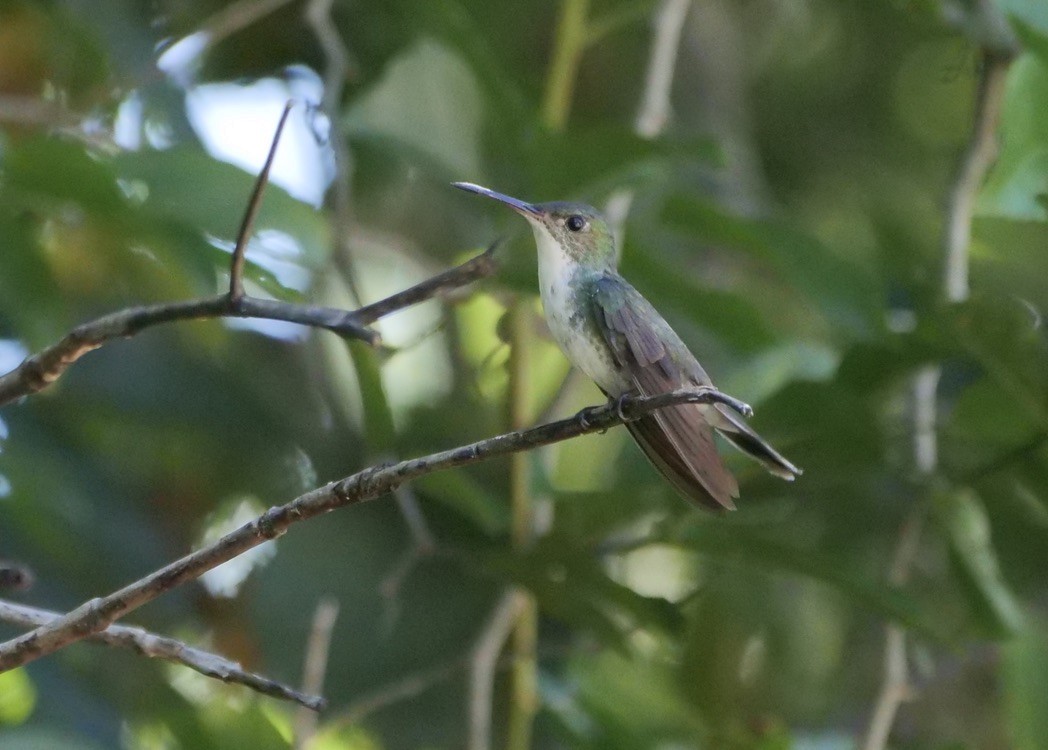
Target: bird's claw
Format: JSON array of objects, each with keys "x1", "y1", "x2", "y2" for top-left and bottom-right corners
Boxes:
[
  {"x1": 613, "y1": 393, "x2": 632, "y2": 422},
  {"x1": 574, "y1": 407, "x2": 592, "y2": 431},
  {"x1": 704, "y1": 386, "x2": 752, "y2": 418}
]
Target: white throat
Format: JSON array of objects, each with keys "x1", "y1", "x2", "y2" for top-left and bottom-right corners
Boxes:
[
  {"x1": 525, "y1": 219, "x2": 628, "y2": 393},
  {"x1": 527, "y1": 220, "x2": 577, "y2": 296}
]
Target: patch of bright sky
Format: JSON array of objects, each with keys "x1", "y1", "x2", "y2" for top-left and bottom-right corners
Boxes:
[
  {"x1": 0, "y1": 340, "x2": 27, "y2": 377},
  {"x1": 0, "y1": 408, "x2": 7, "y2": 497},
  {"x1": 206, "y1": 228, "x2": 312, "y2": 294},
  {"x1": 157, "y1": 34, "x2": 330, "y2": 205},
  {"x1": 185, "y1": 75, "x2": 331, "y2": 206},
  {"x1": 151, "y1": 66, "x2": 334, "y2": 339},
  {"x1": 149, "y1": 48, "x2": 454, "y2": 408},
  {"x1": 351, "y1": 244, "x2": 455, "y2": 428},
  {"x1": 198, "y1": 497, "x2": 277, "y2": 598}
]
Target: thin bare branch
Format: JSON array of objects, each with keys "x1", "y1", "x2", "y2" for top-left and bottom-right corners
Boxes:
[
  {"x1": 303, "y1": 4, "x2": 443, "y2": 605},
  {"x1": 860, "y1": 512, "x2": 925, "y2": 750},
  {"x1": 294, "y1": 598, "x2": 340, "y2": 748},
  {"x1": 634, "y1": 0, "x2": 692, "y2": 138},
  {"x1": 392, "y1": 484, "x2": 437, "y2": 552},
  {"x1": 0, "y1": 384, "x2": 749, "y2": 672},
  {"x1": 942, "y1": 49, "x2": 1013, "y2": 302},
  {"x1": 0, "y1": 598, "x2": 323, "y2": 710},
  {"x1": 353, "y1": 241, "x2": 501, "y2": 324},
  {"x1": 0, "y1": 243, "x2": 501, "y2": 409},
  {"x1": 340, "y1": 658, "x2": 463, "y2": 725},
  {"x1": 606, "y1": 0, "x2": 692, "y2": 255},
  {"x1": 469, "y1": 591, "x2": 524, "y2": 750},
  {"x1": 913, "y1": 366, "x2": 941, "y2": 475},
  {"x1": 379, "y1": 485, "x2": 439, "y2": 631},
  {"x1": 860, "y1": 41, "x2": 1015, "y2": 750},
  {"x1": 305, "y1": 0, "x2": 363, "y2": 302},
  {"x1": 0, "y1": 295, "x2": 370, "y2": 406},
  {"x1": 229, "y1": 102, "x2": 294, "y2": 301},
  {"x1": 304, "y1": 0, "x2": 358, "y2": 102},
  {"x1": 335, "y1": 642, "x2": 579, "y2": 728},
  {"x1": 0, "y1": 95, "x2": 79, "y2": 128},
  {"x1": 862, "y1": 622, "x2": 910, "y2": 750}
]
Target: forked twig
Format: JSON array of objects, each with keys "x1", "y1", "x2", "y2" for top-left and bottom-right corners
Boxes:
[
  {"x1": 0, "y1": 599, "x2": 324, "y2": 710},
  {"x1": 0, "y1": 105, "x2": 502, "y2": 408}
]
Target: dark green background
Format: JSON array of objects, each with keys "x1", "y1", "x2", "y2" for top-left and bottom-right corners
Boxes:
[{"x1": 1, "y1": 0, "x2": 1047, "y2": 748}]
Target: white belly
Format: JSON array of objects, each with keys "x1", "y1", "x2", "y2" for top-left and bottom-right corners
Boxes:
[{"x1": 533, "y1": 228, "x2": 630, "y2": 395}]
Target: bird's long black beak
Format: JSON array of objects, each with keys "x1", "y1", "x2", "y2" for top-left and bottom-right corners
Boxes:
[{"x1": 452, "y1": 182, "x2": 540, "y2": 216}]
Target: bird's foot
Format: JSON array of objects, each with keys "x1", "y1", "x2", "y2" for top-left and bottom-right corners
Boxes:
[
  {"x1": 699, "y1": 385, "x2": 752, "y2": 418},
  {"x1": 613, "y1": 393, "x2": 632, "y2": 422},
  {"x1": 574, "y1": 405, "x2": 597, "y2": 431},
  {"x1": 574, "y1": 394, "x2": 635, "y2": 434}
]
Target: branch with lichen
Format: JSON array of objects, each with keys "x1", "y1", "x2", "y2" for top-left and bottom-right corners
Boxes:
[
  {"x1": 0, "y1": 598, "x2": 324, "y2": 710},
  {"x1": 0, "y1": 384, "x2": 750, "y2": 674}
]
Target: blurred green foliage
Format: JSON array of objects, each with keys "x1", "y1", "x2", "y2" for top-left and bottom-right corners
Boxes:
[{"x1": 1, "y1": 0, "x2": 1048, "y2": 748}]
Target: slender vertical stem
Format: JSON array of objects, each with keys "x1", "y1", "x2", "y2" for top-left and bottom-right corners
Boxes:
[
  {"x1": 942, "y1": 51, "x2": 1011, "y2": 303},
  {"x1": 540, "y1": 0, "x2": 591, "y2": 131},
  {"x1": 229, "y1": 102, "x2": 294, "y2": 301},
  {"x1": 294, "y1": 598, "x2": 340, "y2": 748},
  {"x1": 505, "y1": 3, "x2": 594, "y2": 745},
  {"x1": 508, "y1": 305, "x2": 533, "y2": 548},
  {"x1": 859, "y1": 44, "x2": 1015, "y2": 750},
  {"x1": 634, "y1": 0, "x2": 692, "y2": 138},
  {"x1": 469, "y1": 591, "x2": 524, "y2": 750},
  {"x1": 305, "y1": 0, "x2": 362, "y2": 302},
  {"x1": 506, "y1": 301, "x2": 538, "y2": 750},
  {"x1": 605, "y1": 0, "x2": 693, "y2": 258}
]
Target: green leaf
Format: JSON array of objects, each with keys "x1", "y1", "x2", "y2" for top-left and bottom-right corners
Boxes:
[
  {"x1": 346, "y1": 38, "x2": 484, "y2": 175},
  {"x1": 570, "y1": 650, "x2": 704, "y2": 744},
  {"x1": 661, "y1": 196, "x2": 880, "y2": 337},
  {"x1": 523, "y1": 127, "x2": 720, "y2": 199},
  {"x1": 675, "y1": 523, "x2": 940, "y2": 638},
  {"x1": 416, "y1": 469, "x2": 508, "y2": 534},
  {"x1": 489, "y1": 537, "x2": 686, "y2": 645},
  {"x1": 1002, "y1": 4, "x2": 1048, "y2": 64},
  {"x1": 2, "y1": 136, "x2": 126, "y2": 215},
  {"x1": 621, "y1": 240, "x2": 777, "y2": 353},
  {"x1": 1002, "y1": 626, "x2": 1048, "y2": 750},
  {"x1": 929, "y1": 297, "x2": 1048, "y2": 428},
  {"x1": 979, "y1": 54, "x2": 1048, "y2": 219},
  {"x1": 951, "y1": 377, "x2": 1043, "y2": 449},
  {"x1": 972, "y1": 217, "x2": 1048, "y2": 309},
  {"x1": 0, "y1": 669, "x2": 35, "y2": 725},
  {"x1": 112, "y1": 146, "x2": 331, "y2": 273},
  {"x1": 0, "y1": 206, "x2": 66, "y2": 343},
  {"x1": 935, "y1": 488, "x2": 1026, "y2": 637}
]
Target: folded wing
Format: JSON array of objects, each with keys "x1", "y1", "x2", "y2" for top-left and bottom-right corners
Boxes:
[{"x1": 590, "y1": 275, "x2": 739, "y2": 511}]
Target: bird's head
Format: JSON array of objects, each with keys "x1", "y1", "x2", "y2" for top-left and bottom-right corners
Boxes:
[{"x1": 453, "y1": 182, "x2": 616, "y2": 269}]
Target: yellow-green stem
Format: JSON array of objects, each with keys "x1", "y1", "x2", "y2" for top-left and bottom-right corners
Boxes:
[
  {"x1": 506, "y1": 300, "x2": 538, "y2": 750},
  {"x1": 509, "y1": 3, "x2": 591, "y2": 746},
  {"x1": 540, "y1": 0, "x2": 591, "y2": 131},
  {"x1": 508, "y1": 303, "x2": 532, "y2": 547}
]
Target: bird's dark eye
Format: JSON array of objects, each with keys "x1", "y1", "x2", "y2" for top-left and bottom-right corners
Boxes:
[{"x1": 566, "y1": 215, "x2": 587, "y2": 232}]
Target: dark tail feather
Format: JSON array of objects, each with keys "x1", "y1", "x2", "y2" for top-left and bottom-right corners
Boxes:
[
  {"x1": 711, "y1": 405, "x2": 802, "y2": 481},
  {"x1": 626, "y1": 407, "x2": 739, "y2": 512}
]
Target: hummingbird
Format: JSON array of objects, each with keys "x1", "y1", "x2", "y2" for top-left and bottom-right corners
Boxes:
[{"x1": 453, "y1": 182, "x2": 801, "y2": 511}]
